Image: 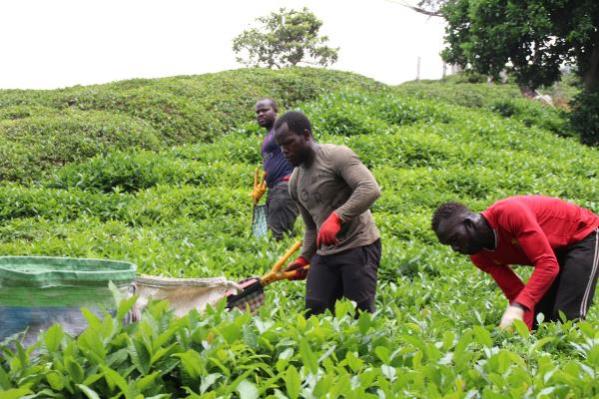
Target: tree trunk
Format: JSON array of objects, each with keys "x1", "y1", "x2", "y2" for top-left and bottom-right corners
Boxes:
[
  {"x1": 583, "y1": 34, "x2": 599, "y2": 91},
  {"x1": 519, "y1": 85, "x2": 536, "y2": 98}
]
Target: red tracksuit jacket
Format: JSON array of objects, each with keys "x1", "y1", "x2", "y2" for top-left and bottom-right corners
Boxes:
[{"x1": 470, "y1": 196, "x2": 599, "y2": 328}]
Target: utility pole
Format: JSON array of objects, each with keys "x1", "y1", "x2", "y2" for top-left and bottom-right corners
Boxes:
[{"x1": 416, "y1": 56, "x2": 421, "y2": 81}]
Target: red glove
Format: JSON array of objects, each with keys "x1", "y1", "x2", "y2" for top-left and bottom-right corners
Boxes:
[
  {"x1": 284, "y1": 257, "x2": 310, "y2": 280},
  {"x1": 317, "y1": 212, "x2": 342, "y2": 248}
]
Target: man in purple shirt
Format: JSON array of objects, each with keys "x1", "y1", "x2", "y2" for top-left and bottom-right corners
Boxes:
[{"x1": 254, "y1": 98, "x2": 299, "y2": 240}]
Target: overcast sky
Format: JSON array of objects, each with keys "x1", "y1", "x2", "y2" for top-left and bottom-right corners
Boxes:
[{"x1": 0, "y1": 0, "x2": 447, "y2": 89}]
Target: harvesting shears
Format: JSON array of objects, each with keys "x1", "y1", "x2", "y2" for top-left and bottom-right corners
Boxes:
[{"x1": 226, "y1": 241, "x2": 309, "y2": 311}]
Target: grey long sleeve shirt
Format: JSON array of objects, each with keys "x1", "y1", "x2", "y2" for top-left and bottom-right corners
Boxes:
[{"x1": 289, "y1": 144, "x2": 381, "y2": 260}]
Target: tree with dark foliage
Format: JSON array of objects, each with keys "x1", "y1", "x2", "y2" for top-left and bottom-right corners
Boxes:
[{"x1": 440, "y1": 0, "x2": 599, "y2": 144}]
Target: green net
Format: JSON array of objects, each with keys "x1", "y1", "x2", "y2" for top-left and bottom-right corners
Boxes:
[
  {"x1": 1, "y1": 256, "x2": 137, "y2": 346},
  {"x1": 0, "y1": 256, "x2": 136, "y2": 307},
  {"x1": 252, "y1": 204, "x2": 268, "y2": 238}
]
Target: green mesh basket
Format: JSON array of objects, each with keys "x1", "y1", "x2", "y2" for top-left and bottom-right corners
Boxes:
[
  {"x1": 0, "y1": 256, "x2": 136, "y2": 307},
  {"x1": 252, "y1": 204, "x2": 268, "y2": 238},
  {"x1": 0, "y1": 256, "x2": 137, "y2": 345}
]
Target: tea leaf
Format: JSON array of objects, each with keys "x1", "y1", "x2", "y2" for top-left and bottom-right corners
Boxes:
[
  {"x1": 285, "y1": 366, "x2": 301, "y2": 399},
  {"x1": 77, "y1": 384, "x2": 101, "y2": 399},
  {"x1": 236, "y1": 380, "x2": 259, "y2": 399}
]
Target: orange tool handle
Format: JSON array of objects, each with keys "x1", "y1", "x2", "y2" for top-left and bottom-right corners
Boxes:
[
  {"x1": 260, "y1": 241, "x2": 307, "y2": 286},
  {"x1": 261, "y1": 265, "x2": 311, "y2": 286}
]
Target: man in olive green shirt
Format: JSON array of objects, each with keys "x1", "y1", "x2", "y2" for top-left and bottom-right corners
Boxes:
[{"x1": 274, "y1": 111, "x2": 382, "y2": 315}]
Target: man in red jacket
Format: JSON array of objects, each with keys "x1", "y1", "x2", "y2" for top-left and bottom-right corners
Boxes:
[{"x1": 432, "y1": 196, "x2": 599, "y2": 330}]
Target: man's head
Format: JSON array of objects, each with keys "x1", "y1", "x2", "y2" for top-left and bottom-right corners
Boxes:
[
  {"x1": 255, "y1": 98, "x2": 278, "y2": 129},
  {"x1": 432, "y1": 202, "x2": 490, "y2": 255},
  {"x1": 274, "y1": 111, "x2": 313, "y2": 167}
]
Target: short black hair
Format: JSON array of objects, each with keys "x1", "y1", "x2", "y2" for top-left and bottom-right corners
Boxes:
[
  {"x1": 274, "y1": 111, "x2": 312, "y2": 135},
  {"x1": 256, "y1": 98, "x2": 278, "y2": 112},
  {"x1": 431, "y1": 202, "x2": 469, "y2": 234}
]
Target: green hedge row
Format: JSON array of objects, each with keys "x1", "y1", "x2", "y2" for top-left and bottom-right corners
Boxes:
[
  {"x1": 396, "y1": 80, "x2": 570, "y2": 136},
  {"x1": 0, "y1": 68, "x2": 383, "y2": 183}
]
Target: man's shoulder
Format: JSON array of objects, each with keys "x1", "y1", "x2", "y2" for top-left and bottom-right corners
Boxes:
[
  {"x1": 319, "y1": 143, "x2": 357, "y2": 162},
  {"x1": 320, "y1": 143, "x2": 352, "y2": 153},
  {"x1": 289, "y1": 168, "x2": 299, "y2": 184},
  {"x1": 488, "y1": 196, "x2": 529, "y2": 214},
  {"x1": 261, "y1": 128, "x2": 275, "y2": 142},
  {"x1": 288, "y1": 168, "x2": 299, "y2": 196},
  {"x1": 488, "y1": 196, "x2": 539, "y2": 230}
]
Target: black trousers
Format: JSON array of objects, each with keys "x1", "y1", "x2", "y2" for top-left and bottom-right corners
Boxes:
[
  {"x1": 305, "y1": 239, "x2": 381, "y2": 316},
  {"x1": 266, "y1": 182, "x2": 299, "y2": 240},
  {"x1": 534, "y1": 228, "x2": 599, "y2": 329}
]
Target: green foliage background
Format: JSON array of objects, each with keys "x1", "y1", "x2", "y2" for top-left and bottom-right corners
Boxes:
[
  {"x1": 0, "y1": 68, "x2": 598, "y2": 398},
  {"x1": 232, "y1": 8, "x2": 339, "y2": 68},
  {"x1": 438, "y1": 0, "x2": 599, "y2": 145}
]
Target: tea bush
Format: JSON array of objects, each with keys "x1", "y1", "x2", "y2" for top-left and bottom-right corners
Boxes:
[
  {"x1": 0, "y1": 110, "x2": 161, "y2": 182},
  {"x1": 0, "y1": 184, "x2": 132, "y2": 223},
  {"x1": 489, "y1": 98, "x2": 569, "y2": 136},
  {"x1": 0, "y1": 69, "x2": 598, "y2": 398},
  {"x1": 396, "y1": 80, "x2": 571, "y2": 137},
  {"x1": 48, "y1": 153, "x2": 252, "y2": 194},
  {"x1": 396, "y1": 80, "x2": 520, "y2": 109},
  {"x1": 0, "y1": 68, "x2": 382, "y2": 183}
]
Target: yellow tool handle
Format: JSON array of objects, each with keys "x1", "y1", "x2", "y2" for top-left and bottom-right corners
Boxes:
[
  {"x1": 260, "y1": 241, "x2": 304, "y2": 286},
  {"x1": 263, "y1": 265, "x2": 310, "y2": 286},
  {"x1": 253, "y1": 167, "x2": 260, "y2": 187},
  {"x1": 272, "y1": 241, "x2": 302, "y2": 273}
]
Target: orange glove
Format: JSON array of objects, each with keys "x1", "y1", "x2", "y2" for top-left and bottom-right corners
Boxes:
[
  {"x1": 317, "y1": 212, "x2": 342, "y2": 248},
  {"x1": 250, "y1": 167, "x2": 267, "y2": 205},
  {"x1": 284, "y1": 257, "x2": 310, "y2": 280}
]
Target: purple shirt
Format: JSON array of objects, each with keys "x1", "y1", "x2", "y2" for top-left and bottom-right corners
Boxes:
[{"x1": 261, "y1": 128, "x2": 294, "y2": 188}]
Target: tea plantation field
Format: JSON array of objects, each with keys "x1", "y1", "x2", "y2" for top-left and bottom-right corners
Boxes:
[{"x1": 0, "y1": 68, "x2": 598, "y2": 398}]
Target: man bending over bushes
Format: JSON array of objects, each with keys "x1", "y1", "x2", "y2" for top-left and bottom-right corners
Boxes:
[
  {"x1": 432, "y1": 196, "x2": 599, "y2": 330},
  {"x1": 274, "y1": 111, "x2": 382, "y2": 315},
  {"x1": 252, "y1": 98, "x2": 299, "y2": 240}
]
